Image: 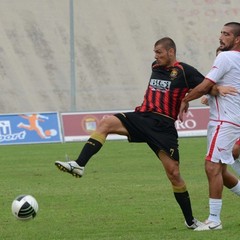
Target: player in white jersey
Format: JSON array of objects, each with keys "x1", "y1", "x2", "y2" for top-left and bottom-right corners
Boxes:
[
  {"x1": 207, "y1": 50, "x2": 240, "y2": 125},
  {"x1": 179, "y1": 22, "x2": 240, "y2": 231},
  {"x1": 201, "y1": 47, "x2": 240, "y2": 175},
  {"x1": 201, "y1": 94, "x2": 240, "y2": 175}
]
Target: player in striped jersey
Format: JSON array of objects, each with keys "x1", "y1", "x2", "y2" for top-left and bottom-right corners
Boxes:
[{"x1": 55, "y1": 37, "x2": 205, "y2": 229}]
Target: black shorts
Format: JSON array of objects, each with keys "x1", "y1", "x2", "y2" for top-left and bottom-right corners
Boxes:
[{"x1": 115, "y1": 112, "x2": 179, "y2": 161}]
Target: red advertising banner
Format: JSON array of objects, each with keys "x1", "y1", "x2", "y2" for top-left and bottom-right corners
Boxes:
[
  {"x1": 175, "y1": 107, "x2": 209, "y2": 137},
  {"x1": 61, "y1": 107, "x2": 209, "y2": 142}
]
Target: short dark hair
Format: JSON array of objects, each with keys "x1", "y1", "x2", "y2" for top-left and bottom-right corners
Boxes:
[
  {"x1": 224, "y1": 22, "x2": 240, "y2": 37},
  {"x1": 154, "y1": 37, "x2": 176, "y2": 53}
]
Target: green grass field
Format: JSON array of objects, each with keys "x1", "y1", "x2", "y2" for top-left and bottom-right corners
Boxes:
[{"x1": 1, "y1": 137, "x2": 240, "y2": 240}]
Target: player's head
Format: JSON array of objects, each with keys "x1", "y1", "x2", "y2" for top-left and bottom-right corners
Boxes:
[
  {"x1": 154, "y1": 37, "x2": 176, "y2": 67},
  {"x1": 219, "y1": 22, "x2": 240, "y2": 51}
]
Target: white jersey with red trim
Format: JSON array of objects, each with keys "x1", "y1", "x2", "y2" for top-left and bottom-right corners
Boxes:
[{"x1": 206, "y1": 50, "x2": 240, "y2": 125}]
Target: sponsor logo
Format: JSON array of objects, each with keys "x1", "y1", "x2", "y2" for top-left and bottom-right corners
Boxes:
[
  {"x1": 17, "y1": 114, "x2": 57, "y2": 139},
  {"x1": 82, "y1": 115, "x2": 98, "y2": 133},
  {"x1": 0, "y1": 112, "x2": 61, "y2": 145},
  {"x1": 0, "y1": 120, "x2": 26, "y2": 142},
  {"x1": 217, "y1": 147, "x2": 226, "y2": 152},
  {"x1": 175, "y1": 111, "x2": 196, "y2": 130},
  {"x1": 208, "y1": 223, "x2": 222, "y2": 230},
  {"x1": 170, "y1": 68, "x2": 178, "y2": 79},
  {"x1": 150, "y1": 79, "x2": 171, "y2": 91}
]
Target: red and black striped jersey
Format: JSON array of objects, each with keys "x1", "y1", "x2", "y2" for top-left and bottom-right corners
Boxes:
[{"x1": 135, "y1": 61, "x2": 204, "y2": 120}]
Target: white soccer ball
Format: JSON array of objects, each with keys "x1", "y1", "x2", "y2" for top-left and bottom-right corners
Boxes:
[{"x1": 11, "y1": 195, "x2": 39, "y2": 220}]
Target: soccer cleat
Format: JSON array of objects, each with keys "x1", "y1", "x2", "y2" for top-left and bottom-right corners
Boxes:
[
  {"x1": 55, "y1": 160, "x2": 84, "y2": 178},
  {"x1": 185, "y1": 218, "x2": 204, "y2": 229},
  {"x1": 194, "y1": 220, "x2": 222, "y2": 231}
]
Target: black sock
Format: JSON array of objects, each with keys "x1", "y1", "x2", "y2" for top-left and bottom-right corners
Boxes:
[
  {"x1": 75, "y1": 138, "x2": 103, "y2": 167},
  {"x1": 174, "y1": 191, "x2": 194, "y2": 226}
]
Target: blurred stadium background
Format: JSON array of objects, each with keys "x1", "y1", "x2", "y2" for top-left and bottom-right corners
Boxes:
[{"x1": 0, "y1": 0, "x2": 239, "y2": 113}]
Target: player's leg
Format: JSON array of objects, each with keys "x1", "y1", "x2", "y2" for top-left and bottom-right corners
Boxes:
[
  {"x1": 195, "y1": 122, "x2": 232, "y2": 231},
  {"x1": 194, "y1": 160, "x2": 223, "y2": 231},
  {"x1": 231, "y1": 139, "x2": 240, "y2": 176},
  {"x1": 75, "y1": 115, "x2": 128, "y2": 165},
  {"x1": 158, "y1": 151, "x2": 201, "y2": 229},
  {"x1": 222, "y1": 166, "x2": 240, "y2": 196},
  {"x1": 196, "y1": 124, "x2": 240, "y2": 231},
  {"x1": 205, "y1": 160, "x2": 223, "y2": 223},
  {"x1": 55, "y1": 115, "x2": 129, "y2": 177},
  {"x1": 232, "y1": 139, "x2": 240, "y2": 159},
  {"x1": 205, "y1": 161, "x2": 223, "y2": 199}
]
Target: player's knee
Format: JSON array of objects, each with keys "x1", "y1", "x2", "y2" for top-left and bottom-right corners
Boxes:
[
  {"x1": 99, "y1": 115, "x2": 113, "y2": 127},
  {"x1": 205, "y1": 165, "x2": 213, "y2": 176},
  {"x1": 205, "y1": 162, "x2": 221, "y2": 177},
  {"x1": 167, "y1": 169, "x2": 181, "y2": 185},
  {"x1": 97, "y1": 115, "x2": 116, "y2": 133}
]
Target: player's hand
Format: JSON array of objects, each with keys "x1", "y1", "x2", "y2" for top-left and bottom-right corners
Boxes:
[
  {"x1": 201, "y1": 96, "x2": 209, "y2": 105},
  {"x1": 217, "y1": 85, "x2": 238, "y2": 96},
  {"x1": 178, "y1": 101, "x2": 189, "y2": 122}
]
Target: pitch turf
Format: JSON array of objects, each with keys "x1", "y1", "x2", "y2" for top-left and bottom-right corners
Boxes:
[{"x1": 1, "y1": 138, "x2": 240, "y2": 240}]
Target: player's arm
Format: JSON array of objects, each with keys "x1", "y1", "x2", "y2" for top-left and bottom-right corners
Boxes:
[
  {"x1": 179, "y1": 78, "x2": 214, "y2": 121},
  {"x1": 209, "y1": 85, "x2": 238, "y2": 96}
]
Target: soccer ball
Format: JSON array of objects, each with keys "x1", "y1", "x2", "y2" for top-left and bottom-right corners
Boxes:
[{"x1": 11, "y1": 195, "x2": 39, "y2": 220}]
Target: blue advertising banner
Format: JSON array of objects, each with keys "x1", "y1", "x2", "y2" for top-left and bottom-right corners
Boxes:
[{"x1": 0, "y1": 112, "x2": 63, "y2": 145}]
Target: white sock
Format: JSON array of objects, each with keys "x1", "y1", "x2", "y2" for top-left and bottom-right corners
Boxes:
[
  {"x1": 208, "y1": 198, "x2": 222, "y2": 223},
  {"x1": 231, "y1": 159, "x2": 240, "y2": 176},
  {"x1": 230, "y1": 180, "x2": 240, "y2": 196}
]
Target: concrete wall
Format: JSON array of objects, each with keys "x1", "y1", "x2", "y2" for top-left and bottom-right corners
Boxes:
[{"x1": 0, "y1": 0, "x2": 239, "y2": 113}]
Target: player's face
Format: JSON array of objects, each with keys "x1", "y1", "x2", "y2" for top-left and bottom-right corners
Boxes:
[
  {"x1": 219, "y1": 26, "x2": 237, "y2": 51},
  {"x1": 154, "y1": 44, "x2": 173, "y2": 67}
]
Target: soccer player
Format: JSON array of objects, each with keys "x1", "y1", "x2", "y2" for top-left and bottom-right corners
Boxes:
[
  {"x1": 179, "y1": 22, "x2": 240, "y2": 231},
  {"x1": 55, "y1": 37, "x2": 205, "y2": 229},
  {"x1": 201, "y1": 46, "x2": 240, "y2": 176},
  {"x1": 201, "y1": 94, "x2": 240, "y2": 176}
]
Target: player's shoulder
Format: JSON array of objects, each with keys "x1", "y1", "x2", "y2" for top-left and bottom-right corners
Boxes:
[
  {"x1": 216, "y1": 50, "x2": 240, "y2": 64},
  {"x1": 217, "y1": 50, "x2": 239, "y2": 59},
  {"x1": 177, "y1": 62, "x2": 195, "y2": 70},
  {"x1": 176, "y1": 62, "x2": 199, "y2": 73},
  {"x1": 152, "y1": 60, "x2": 159, "y2": 68},
  {"x1": 177, "y1": 62, "x2": 204, "y2": 78},
  {"x1": 221, "y1": 50, "x2": 238, "y2": 54}
]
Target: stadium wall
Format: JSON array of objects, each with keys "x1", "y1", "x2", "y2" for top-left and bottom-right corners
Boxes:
[{"x1": 0, "y1": 0, "x2": 239, "y2": 113}]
